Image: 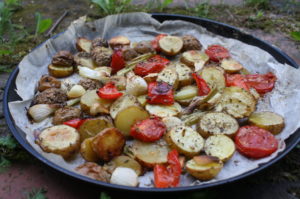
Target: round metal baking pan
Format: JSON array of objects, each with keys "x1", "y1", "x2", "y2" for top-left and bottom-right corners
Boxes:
[{"x1": 3, "y1": 13, "x2": 300, "y2": 193}]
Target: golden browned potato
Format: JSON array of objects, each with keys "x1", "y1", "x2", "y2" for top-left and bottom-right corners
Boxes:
[
  {"x1": 145, "y1": 103, "x2": 182, "y2": 118},
  {"x1": 75, "y1": 162, "x2": 111, "y2": 182},
  {"x1": 80, "y1": 137, "x2": 99, "y2": 162},
  {"x1": 38, "y1": 75, "x2": 61, "y2": 92},
  {"x1": 197, "y1": 112, "x2": 239, "y2": 138},
  {"x1": 92, "y1": 128, "x2": 126, "y2": 161},
  {"x1": 174, "y1": 62, "x2": 193, "y2": 87},
  {"x1": 80, "y1": 90, "x2": 112, "y2": 115},
  {"x1": 165, "y1": 126, "x2": 204, "y2": 157},
  {"x1": 214, "y1": 86, "x2": 256, "y2": 119},
  {"x1": 162, "y1": 116, "x2": 183, "y2": 131},
  {"x1": 109, "y1": 36, "x2": 130, "y2": 49},
  {"x1": 220, "y1": 58, "x2": 243, "y2": 73},
  {"x1": 78, "y1": 117, "x2": 114, "y2": 141},
  {"x1": 132, "y1": 139, "x2": 169, "y2": 168},
  {"x1": 181, "y1": 50, "x2": 209, "y2": 71},
  {"x1": 105, "y1": 156, "x2": 142, "y2": 176},
  {"x1": 48, "y1": 64, "x2": 74, "y2": 78},
  {"x1": 249, "y1": 112, "x2": 285, "y2": 135},
  {"x1": 143, "y1": 73, "x2": 158, "y2": 83},
  {"x1": 76, "y1": 37, "x2": 92, "y2": 53},
  {"x1": 186, "y1": 155, "x2": 223, "y2": 181},
  {"x1": 159, "y1": 36, "x2": 183, "y2": 56},
  {"x1": 36, "y1": 125, "x2": 80, "y2": 159},
  {"x1": 199, "y1": 66, "x2": 225, "y2": 92},
  {"x1": 204, "y1": 135, "x2": 235, "y2": 162}
]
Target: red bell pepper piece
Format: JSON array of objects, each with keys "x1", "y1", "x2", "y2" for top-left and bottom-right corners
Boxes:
[
  {"x1": 97, "y1": 82, "x2": 123, "y2": 100},
  {"x1": 110, "y1": 50, "x2": 125, "y2": 74},
  {"x1": 147, "y1": 81, "x2": 174, "y2": 105},
  {"x1": 154, "y1": 149, "x2": 181, "y2": 188},
  {"x1": 63, "y1": 118, "x2": 86, "y2": 129},
  {"x1": 134, "y1": 55, "x2": 170, "y2": 77},
  {"x1": 192, "y1": 73, "x2": 211, "y2": 96}
]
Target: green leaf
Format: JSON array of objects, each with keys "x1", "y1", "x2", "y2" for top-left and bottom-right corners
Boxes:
[
  {"x1": 0, "y1": 156, "x2": 11, "y2": 173},
  {"x1": 100, "y1": 192, "x2": 111, "y2": 199},
  {"x1": 0, "y1": 135, "x2": 18, "y2": 149},
  {"x1": 26, "y1": 188, "x2": 48, "y2": 199},
  {"x1": 35, "y1": 12, "x2": 53, "y2": 36},
  {"x1": 162, "y1": 0, "x2": 173, "y2": 7},
  {"x1": 0, "y1": 49, "x2": 12, "y2": 56},
  {"x1": 290, "y1": 31, "x2": 300, "y2": 41}
]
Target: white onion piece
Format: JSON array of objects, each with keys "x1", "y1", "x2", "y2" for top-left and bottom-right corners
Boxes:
[
  {"x1": 110, "y1": 167, "x2": 138, "y2": 187},
  {"x1": 78, "y1": 66, "x2": 109, "y2": 81},
  {"x1": 126, "y1": 73, "x2": 148, "y2": 96},
  {"x1": 28, "y1": 104, "x2": 58, "y2": 122},
  {"x1": 67, "y1": 85, "x2": 86, "y2": 99}
]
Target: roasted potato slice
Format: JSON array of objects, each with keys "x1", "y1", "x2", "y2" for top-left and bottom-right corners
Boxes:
[
  {"x1": 76, "y1": 37, "x2": 92, "y2": 53},
  {"x1": 80, "y1": 137, "x2": 99, "y2": 162},
  {"x1": 78, "y1": 117, "x2": 114, "y2": 141},
  {"x1": 109, "y1": 36, "x2": 130, "y2": 49},
  {"x1": 74, "y1": 52, "x2": 96, "y2": 69},
  {"x1": 162, "y1": 116, "x2": 184, "y2": 131},
  {"x1": 197, "y1": 112, "x2": 239, "y2": 138},
  {"x1": 175, "y1": 85, "x2": 198, "y2": 101},
  {"x1": 38, "y1": 75, "x2": 61, "y2": 92},
  {"x1": 165, "y1": 126, "x2": 204, "y2": 157},
  {"x1": 159, "y1": 36, "x2": 183, "y2": 56},
  {"x1": 174, "y1": 62, "x2": 193, "y2": 87},
  {"x1": 48, "y1": 64, "x2": 74, "y2": 78},
  {"x1": 220, "y1": 58, "x2": 243, "y2": 73},
  {"x1": 92, "y1": 128, "x2": 125, "y2": 161},
  {"x1": 36, "y1": 125, "x2": 80, "y2": 159},
  {"x1": 105, "y1": 156, "x2": 142, "y2": 176},
  {"x1": 186, "y1": 155, "x2": 223, "y2": 181},
  {"x1": 249, "y1": 112, "x2": 284, "y2": 135},
  {"x1": 137, "y1": 95, "x2": 147, "y2": 107},
  {"x1": 143, "y1": 73, "x2": 158, "y2": 83},
  {"x1": 181, "y1": 111, "x2": 205, "y2": 126},
  {"x1": 199, "y1": 66, "x2": 225, "y2": 92},
  {"x1": 110, "y1": 94, "x2": 140, "y2": 119},
  {"x1": 80, "y1": 90, "x2": 112, "y2": 115},
  {"x1": 181, "y1": 50, "x2": 209, "y2": 71},
  {"x1": 75, "y1": 162, "x2": 111, "y2": 182},
  {"x1": 204, "y1": 135, "x2": 235, "y2": 162},
  {"x1": 145, "y1": 103, "x2": 182, "y2": 118},
  {"x1": 157, "y1": 67, "x2": 179, "y2": 89},
  {"x1": 132, "y1": 139, "x2": 169, "y2": 168},
  {"x1": 215, "y1": 86, "x2": 256, "y2": 119},
  {"x1": 114, "y1": 106, "x2": 150, "y2": 136}
]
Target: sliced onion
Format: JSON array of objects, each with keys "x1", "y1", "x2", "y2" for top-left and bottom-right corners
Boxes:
[{"x1": 28, "y1": 104, "x2": 58, "y2": 122}]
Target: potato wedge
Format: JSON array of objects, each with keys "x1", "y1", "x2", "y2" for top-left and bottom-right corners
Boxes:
[
  {"x1": 92, "y1": 128, "x2": 125, "y2": 161},
  {"x1": 199, "y1": 66, "x2": 225, "y2": 92},
  {"x1": 249, "y1": 112, "x2": 284, "y2": 135},
  {"x1": 109, "y1": 36, "x2": 130, "y2": 49},
  {"x1": 74, "y1": 52, "x2": 96, "y2": 69},
  {"x1": 80, "y1": 90, "x2": 112, "y2": 115},
  {"x1": 157, "y1": 67, "x2": 179, "y2": 89},
  {"x1": 78, "y1": 116, "x2": 114, "y2": 141},
  {"x1": 220, "y1": 58, "x2": 243, "y2": 73},
  {"x1": 143, "y1": 73, "x2": 158, "y2": 83},
  {"x1": 165, "y1": 126, "x2": 204, "y2": 157},
  {"x1": 186, "y1": 155, "x2": 223, "y2": 181},
  {"x1": 145, "y1": 102, "x2": 182, "y2": 118},
  {"x1": 132, "y1": 139, "x2": 169, "y2": 168},
  {"x1": 105, "y1": 156, "x2": 142, "y2": 176},
  {"x1": 159, "y1": 36, "x2": 183, "y2": 56},
  {"x1": 36, "y1": 125, "x2": 80, "y2": 159},
  {"x1": 204, "y1": 135, "x2": 235, "y2": 162},
  {"x1": 181, "y1": 50, "x2": 209, "y2": 71},
  {"x1": 114, "y1": 106, "x2": 150, "y2": 136},
  {"x1": 80, "y1": 137, "x2": 99, "y2": 162},
  {"x1": 48, "y1": 64, "x2": 74, "y2": 78},
  {"x1": 174, "y1": 62, "x2": 193, "y2": 87},
  {"x1": 215, "y1": 86, "x2": 256, "y2": 119},
  {"x1": 162, "y1": 116, "x2": 183, "y2": 131},
  {"x1": 76, "y1": 37, "x2": 92, "y2": 53},
  {"x1": 197, "y1": 112, "x2": 239, "y2": 138},
  {"x1": 175, "y1": 85, "x2": 198, "y2": 101}
]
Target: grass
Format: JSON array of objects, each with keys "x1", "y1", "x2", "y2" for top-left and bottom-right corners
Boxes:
[{"x1": 26, "y1": 188, "x2": 48, "y2": 199}]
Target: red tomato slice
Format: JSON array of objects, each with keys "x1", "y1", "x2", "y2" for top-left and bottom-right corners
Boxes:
[
  {"x1": 151, "y1": 34, "x2": 167, "y2": 52},
  {"x1": 110, "y1": 50, "x2": 125, "y2": 74},
  {"x1": 225, "y1": 74, "x2": 250, "y2": 91},
  {"x1": 130, "y1": 116, "x2": 166, "y2": 142},
  {"x1": 235, "y1": 125, "x2": 278, "y2": 159},
  {"x1": 147, "y1": 81, "x2": 174, "y2": 105},
  {"x1": 97, "y1": 82, "x2": 123, "y2": 100},
  {"x1": 244, "y1": 72, "x2": 277, "y2": 94},
  {"x1": 63, "y1": 118, "x2": 86, "y2": 129},
  {"x1": 192, "y1": 73, "x2": 211, "y2": 96},
  {"x1": 134, "y1": 55, "x2": 170, "y2": 77},
  {"x1": 205, "y1": 45, "x2": 230, "y2": 62},
  {"x1": 154, "y1": 149, "x2": 181, "y2": 188}
]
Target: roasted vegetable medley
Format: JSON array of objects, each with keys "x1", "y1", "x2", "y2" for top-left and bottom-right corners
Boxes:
[{"x1": 28, "y1": 33, "x2": 284, "y2": 188}]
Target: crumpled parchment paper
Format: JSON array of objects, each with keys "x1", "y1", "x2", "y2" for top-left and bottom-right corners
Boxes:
[{"x1": 8, "y1": 12, "x2": 300, "y2": 187}]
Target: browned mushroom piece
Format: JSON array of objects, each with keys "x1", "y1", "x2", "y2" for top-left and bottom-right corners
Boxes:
[
  {"x1": 134, "y1": 41, "x2": 155, "y2": 54},
  {"x1": 52, "y1": 107, "x2": 82, "y2": 125},
  {"x1": 182, "y1": 35, "x2": 202, "y2": 51},
  {"x1": 52, "y1": 51, "x2": 75, "y2": 67},
  {"x1": 92, "y1": 37, "x2": 109, "y2": 48},
  {"x1": 91, "y1": 47, "x2": 113, "y2": 66},
  {"x1": 38, "y1": 75, "x2": 61, "y2": 92},
  {"x1": 76, "y1": 162, "x2": 111, "y2": 182},
  {"x1": 33, "y1": 88, "x2": 68, "y2": 105},
  {"x1": 78, "y1": 78, "x2": 102, "y2": 90},
  {"x1": 122, "y1": 46, "x2": 138, "y2": 61}
]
